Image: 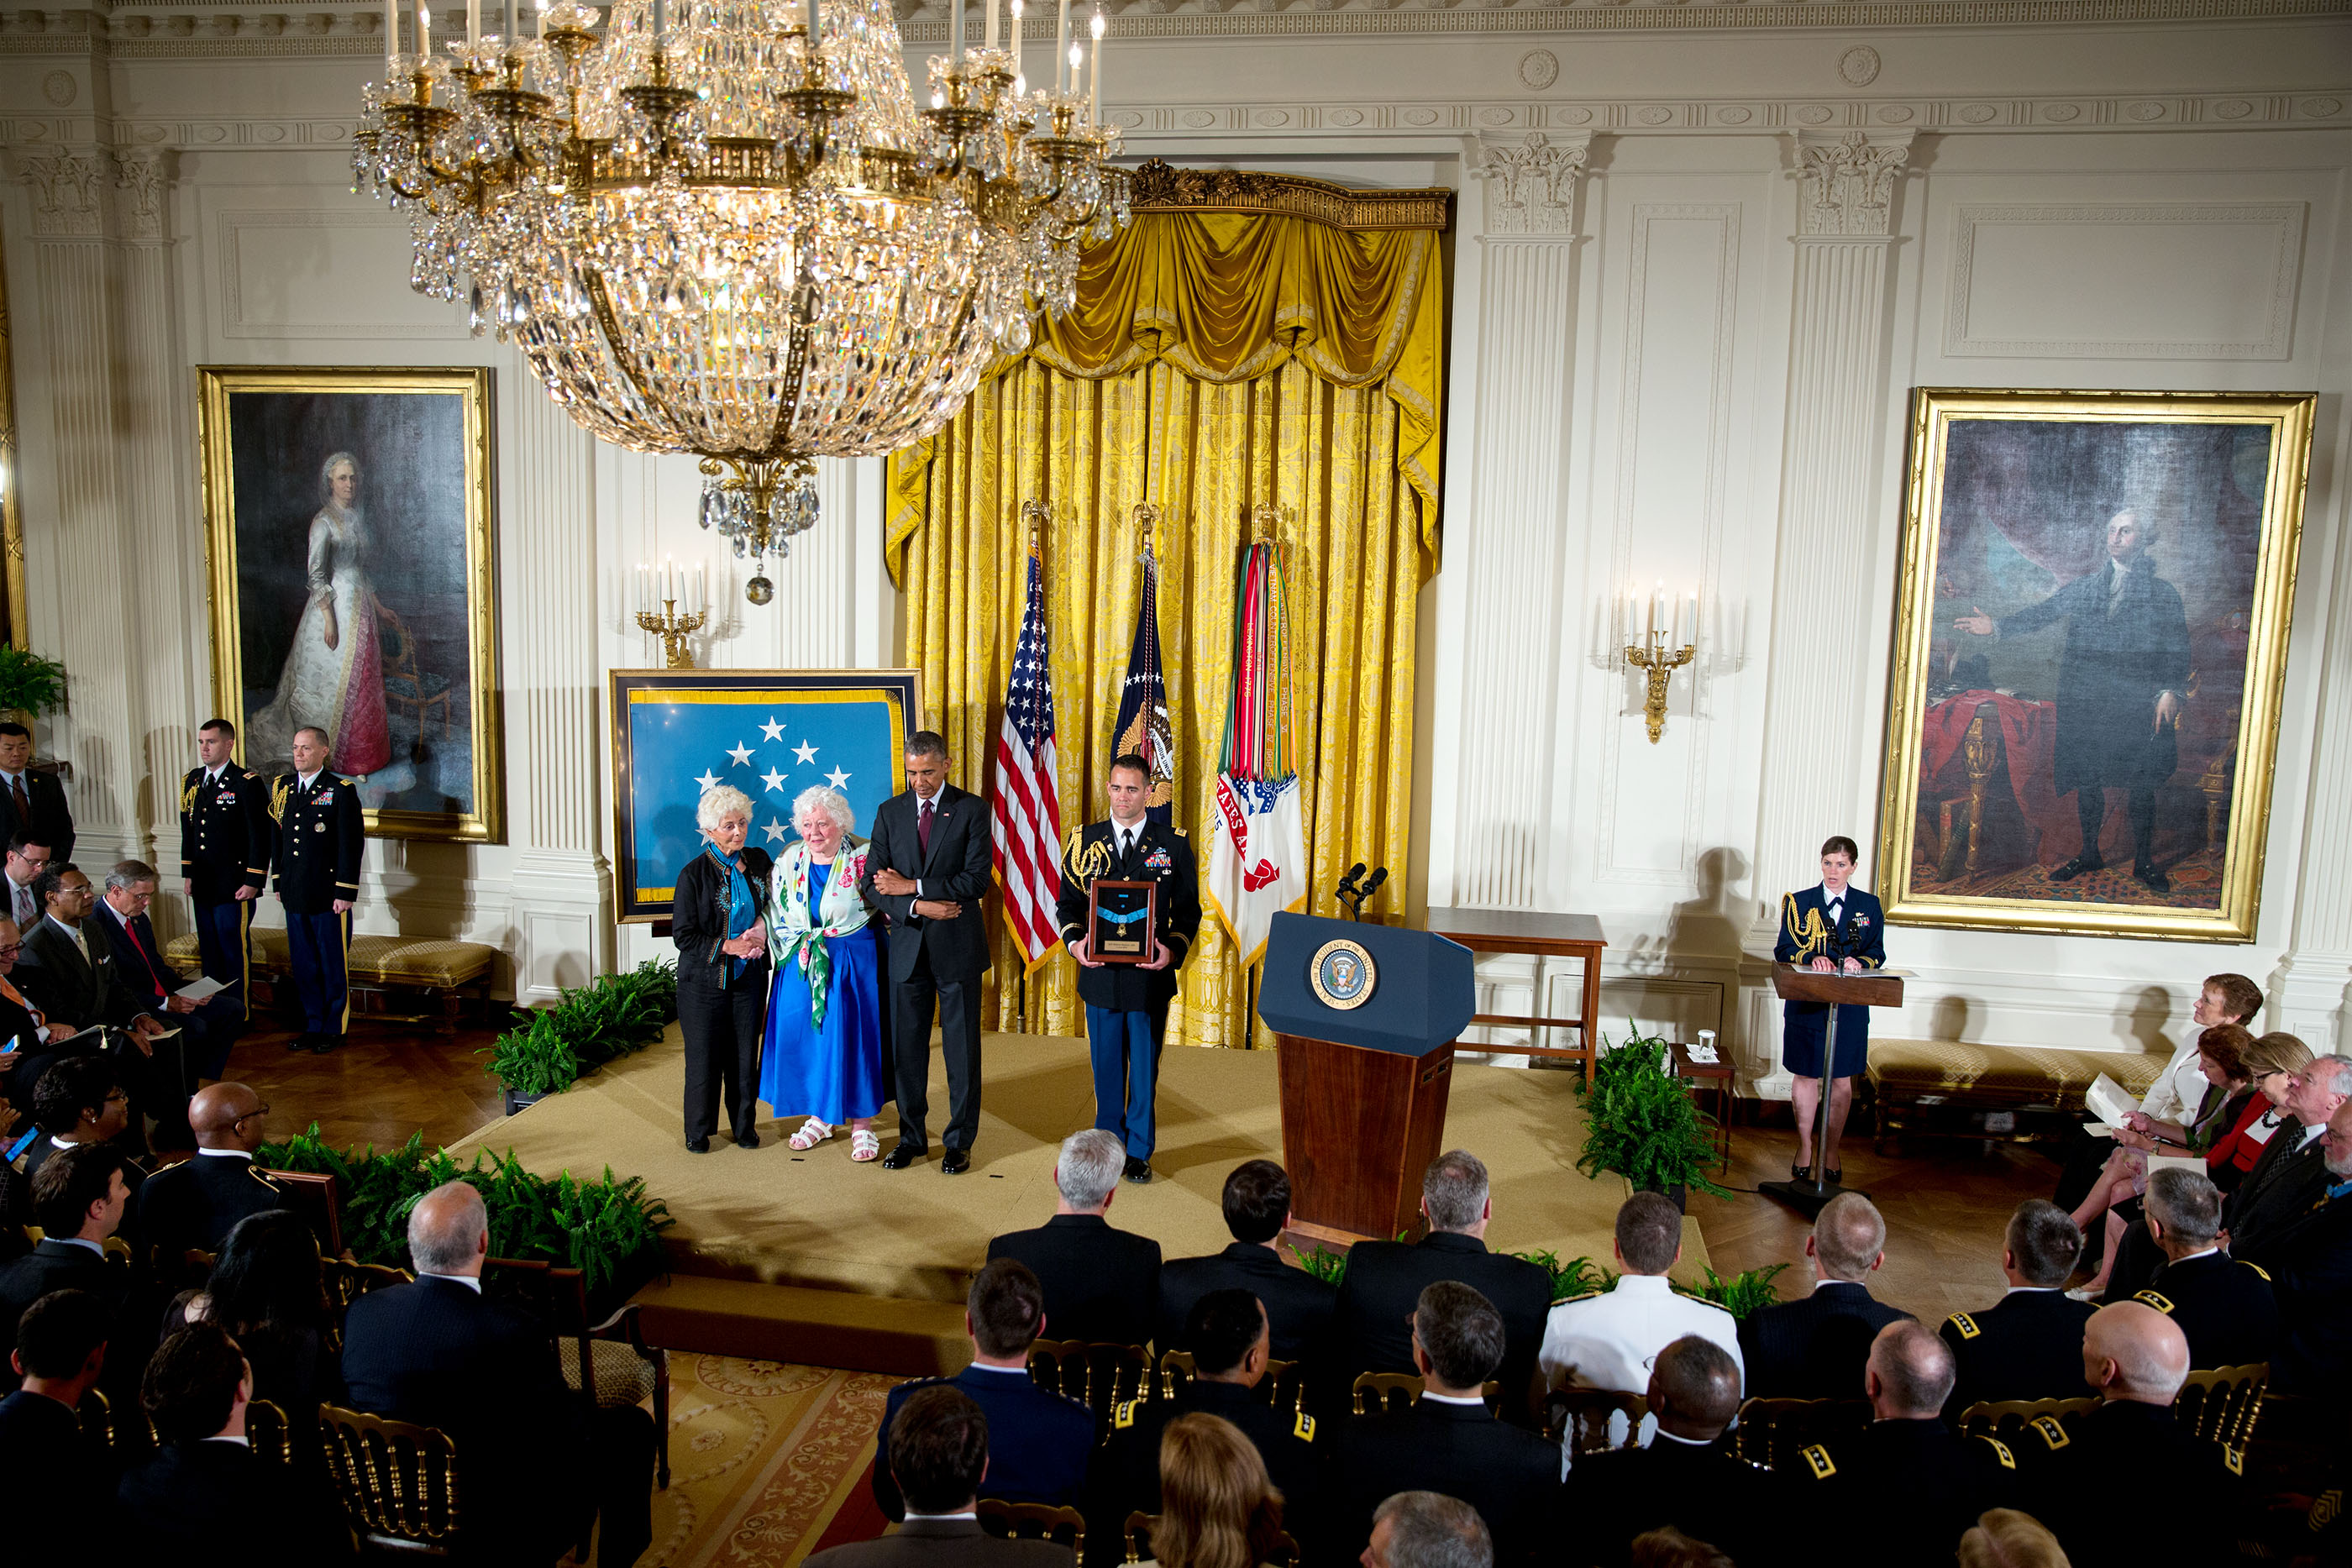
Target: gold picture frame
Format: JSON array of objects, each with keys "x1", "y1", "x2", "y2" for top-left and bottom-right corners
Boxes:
[
  {"x1": 198, "y1": 366, "x2": 504, "y2": 843},
  {"x1": 1878, "y1": 388, "x2": 2314, "y2": 942}
]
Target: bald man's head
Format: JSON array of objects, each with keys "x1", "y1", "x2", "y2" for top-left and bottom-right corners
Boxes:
[
  {"x1": 1866, "y1": 1320, "x2": 1956, "y2": 1419},
  {"x1": 1648, "y1": 1335, "x2": 1741, "y2": 1440},
  {"x1": 189, "y1": 1083, "x2": 265, "y2": 1153},
  {"x1": 2082, "y1": 1301, "x2": 2189, "y2": 1405},
  {"x1": 407, "y1": 1181, "x2": 489, "y2": 1277},
  {"x1": 1812, "y1": 1193, "x2": 1887, "y2": 1282}
]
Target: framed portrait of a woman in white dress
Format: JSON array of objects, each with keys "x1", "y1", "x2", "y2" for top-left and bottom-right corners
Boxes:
[{"x1": 198, "y1": 366, "x2": 504, "y2": 843}]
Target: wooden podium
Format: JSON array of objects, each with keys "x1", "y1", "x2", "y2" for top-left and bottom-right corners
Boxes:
[
  {"x1": 1758, "y1": 962, "x2": 1905, "y2": 1219},
  {"x1": 1257, "y1": 913, "x2": 1476, "y2": 1245}
]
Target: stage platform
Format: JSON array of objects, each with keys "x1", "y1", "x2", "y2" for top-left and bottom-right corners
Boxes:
[{"x1": 451, "y1": 1030, "x2": 1710, "y2": 1370}]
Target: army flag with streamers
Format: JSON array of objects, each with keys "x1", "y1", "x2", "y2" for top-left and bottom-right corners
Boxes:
[{"x1": 1205, "y1": 538, "x2": 1308, "y2": 968}]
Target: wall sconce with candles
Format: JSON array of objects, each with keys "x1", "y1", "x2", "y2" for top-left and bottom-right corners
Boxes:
[
  {"x1": 633, "y1": 558, "x2": 708, "y2": 669},
  {"x1": 1621, "y1": 580, "x2": 1697, "y2": 744}
]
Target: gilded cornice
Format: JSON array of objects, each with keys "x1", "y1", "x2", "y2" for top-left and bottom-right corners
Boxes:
[{"x1": 1128, "y1": 160, "x2": 1452, "y2": 229}]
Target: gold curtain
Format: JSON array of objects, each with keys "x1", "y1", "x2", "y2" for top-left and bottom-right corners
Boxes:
[{"x1": 885, "y1": 194, "x2": 1446, "y2": 1048}]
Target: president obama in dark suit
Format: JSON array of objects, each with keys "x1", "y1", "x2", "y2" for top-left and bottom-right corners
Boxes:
[{"x1": 862, "y1": 732, "x2": 992, "y2": 1173}]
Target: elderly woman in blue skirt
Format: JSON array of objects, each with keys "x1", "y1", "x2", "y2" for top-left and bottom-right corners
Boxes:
[
  {"x1": 759, "y1": 785, "x2": 890, "y2": 1162},
  {"x1": 673, "y1": 784, "x2": 772, "y2": 1154}
]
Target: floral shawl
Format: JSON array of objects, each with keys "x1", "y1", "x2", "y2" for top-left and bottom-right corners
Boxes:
[{"x1": 766, "y1": 837, "x2": 874, "y2": 1029}]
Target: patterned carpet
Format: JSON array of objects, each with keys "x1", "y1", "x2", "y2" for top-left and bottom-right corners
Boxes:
[
  {"x1": 1913, "y1": 845, "x2": 2225, "y2": 909},
  {"x1": 647, "y1": 1356, "x2": 901, "y2": 1567}
]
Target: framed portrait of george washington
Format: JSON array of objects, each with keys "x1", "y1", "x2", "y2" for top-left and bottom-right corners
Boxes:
[
  {"x1": 1878, "y1": 388, "x2": 2315, "y2": 942},
  {"x1": 198, "y1": 366, "x2": 504, "y2": 844}
]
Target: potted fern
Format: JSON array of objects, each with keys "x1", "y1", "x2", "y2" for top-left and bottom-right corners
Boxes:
[
  {"x1": 481, "y1": 958, "x2": 678, "y2": 1114},
  {"x1": 0, "y1": 645, "x2": 68, "y2": 727},
  {"x1": 1575, "y1": 1025, "x2": 1732, "y2": 1209}
]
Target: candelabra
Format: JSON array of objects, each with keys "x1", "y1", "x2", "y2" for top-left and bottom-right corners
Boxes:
[
  {"x1": 636, "y1": 599, "x2": 706, "y2": 669},
  {"x1": 633, "y1": 559, "x2": 708, "y2": 668},
  {"x1": 1625, "y1": 628, "x2": 1696, "y2": 745}
]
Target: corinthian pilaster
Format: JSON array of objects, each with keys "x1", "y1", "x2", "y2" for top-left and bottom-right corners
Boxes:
[
  {"x1": 1441, "y1": 132, "x2": 1590, "y2": 913},
  {"x1": 2270, "y1": 505, "x2": 2352, "y2": 1051},
  {"x1": 1740, "y1": 129, "x2": 1916, "y2": 1093}
]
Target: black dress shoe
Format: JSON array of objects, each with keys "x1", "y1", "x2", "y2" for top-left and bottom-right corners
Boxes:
[
  {"x1": 1122, "y1": 1156, "x2": 1152, "y2": 1184},
  {"x1": 2050, "y1": 855, "x2": 2103, "y2": 882},
  {"x1": 685, "y1": 1137, "x2": 711, "y2": 1154},
  {"x1": 942, "y1": 1149, "x2": 972, "y2": 1176},
  {"x1": 881, "y1": 1142, "x2": 925, "y2": 1170},
  {"x1": 2134, "y1": 862, "x2": 2172, "y2": 894},
  {"x1": 735, "y1": 1127, "x2": 762, "y2": 1150},
  {"x1": 310, "y1": 1035, "x2": 344, "y2": 1054},
  {"x1": 286, "y1": 1033, "x2": 314, "y2": 1053}
]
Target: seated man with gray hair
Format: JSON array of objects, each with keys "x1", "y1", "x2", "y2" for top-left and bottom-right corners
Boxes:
[
  {"x1": 985, "y1": 1129, "x2": 1162, "y2": 1345},
  {"x1": 1786, "y1": 1321, "x2": 2015, "y2": 1560},
  {"x1": 2136, "y1": 1164, "x2": 2278, "y2": 1369},
  {"x1": 342, "y1": 1180, "x2": 656, "y2": 1565},
  {"x1": 1737, "y1": 1191, "x2": 1913, "y2": 1398},
  {"x1": 1940, "y1": 1200, "x2": 2097, "y2": 1419},
  {"x1": 1336, "y1": 1282, "x2": 1558, "y2": 1568},
  {"x1": 1335, "y1": 1151, "x2": 1554, "y2": 1424},
  {"x1": 1363, "y1": 1492, "x2": 1493, "y2": 1568}
]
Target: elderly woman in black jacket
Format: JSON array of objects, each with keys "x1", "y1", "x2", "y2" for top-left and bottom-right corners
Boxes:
[{"x1": 674, "y1": 784, "x2": 772, "y2": 1153}]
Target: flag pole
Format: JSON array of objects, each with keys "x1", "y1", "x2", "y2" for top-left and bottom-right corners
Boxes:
[{"x1": 1011, "y1": 498, "x2": 1055, "y2": 1038}]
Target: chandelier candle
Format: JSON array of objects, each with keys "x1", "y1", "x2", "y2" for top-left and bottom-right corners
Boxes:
[
  {"x1": 384, "y1": 0, "x2": 397, "y2": 69},
  {"x1": 465, "y1": 0, "x2": 477, "y2": 45},
  {"x1": 1089, "y1": 10, "x2": 1102, "y2": 123},
  {"x1": 984, "y1": 0, "x2": 995, "y2": 52},
  {"x1": 1055, "y1": 0, "x2": 1069, "y2": 91}
]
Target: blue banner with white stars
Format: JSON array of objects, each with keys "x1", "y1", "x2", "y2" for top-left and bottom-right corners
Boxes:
[{"x1": 609, "y1": 669, "x2": 918, "y2": 920}]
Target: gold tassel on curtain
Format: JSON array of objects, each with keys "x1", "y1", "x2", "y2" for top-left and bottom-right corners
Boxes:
[{"x1": 885, "y1": 169, "x2": 1450, "y2": 1050}]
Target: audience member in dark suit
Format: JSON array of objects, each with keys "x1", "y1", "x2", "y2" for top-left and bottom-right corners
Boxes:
[
  {"x1": 1362, "y1": 1492, "x2": 1492, "y2": 1568},
  {"x1": 2220, "y1": 1054, "x2": 2349, "y2": 1272},
  {"x1": 1783, "y1": 1322, "x2": 2017, "y2": 1560},
  {"x1": 1335, "y1": 1282, "x2": 1559, "y2": 1568},
  {"x1": 0, "y1": 1143, "x2": 136, "y2": 1392},
  {"x1": 0, "y1": 1287, "x2": 119, "y2": 1555},
  {"x1": 861, "y1": 732, "x2": 993, "y2": 1172},
  {"x1": 1738, "y1": 1191, "x2": 1913, "y2": 1398},
  {"x1": 189, "y1": 1207, "x2": 346, "y2": 1467},
  {"x1": 1157, "y1": 1160, "x2": 1336, "y2": 1365},
  {"x1": 118, "y1": 1320, "x2": 354, "y2": 1562},
  {"x1": 18, "y1": 863, "x2": 171, "y2": 1144},
  {"x1": 987, "y1": 1130, "x2": 1163, "y2": 1345},
  {"x1": 0, "y1": 724, "x2": 74, "y2": 863},
  {"x1": 1335, "y1": 1151, "x2": 1554, "y2": 1424},
  {"x1": 2134, "y1": 1167, "x2": 2278, "y2": 1369},
  {"x1": 670, "y1": 786, "x2": 773, "y2": 1154},
  {"x1": 2015, "y1": 1303, "x2": 2241, "y2": 1568},
  {"x1": 342, "y1": 1180, "x2": 654, "y2": 1565},
  {"x1": 1940, "y1": 1200, "x2": 2098, "y2": 1419},
  {"x1": 137, "y1": 1082, "x2": 285, "y2": 1259},
  {"x1": 3, "y1": 831, "x2": 55, "y2": 931},
  {"x1": 816, "y1": 1385, "x2": 1075, "y2": 1568},
  {"x1": 1085, "y1": 1291, "x2": 1321, "y2": 1565},
  {"x1": 873, "y1": 1258, "x2": 1095, "y2": 1522},
  {"x1": 2268, "y1": 1095, "x2": 2352, "y2": 1399},
  {"x1": 0, "y1": 915, "x2": 55, "y2": 1106},
  {"x1": 21, "y1": 1057, "x2": 147, "y2": 1238},
  {"x1": 1558, "y1": 1335, "x2": 1775, "y2": 1566},
  {"x1": 97, "y1": 858, "x2": 245, "y2": 1083}
]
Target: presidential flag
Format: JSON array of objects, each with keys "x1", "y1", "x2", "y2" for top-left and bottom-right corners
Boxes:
[
  {"x1": 992, "y1": 545, "x2": 1063, "y2": 968},
  {"x1": 1205, "y1": 538, "x2": 1307, "y2": 968},
  {"x1": 1111, "y1": 536, "x2": 1177, "y2": 826}
]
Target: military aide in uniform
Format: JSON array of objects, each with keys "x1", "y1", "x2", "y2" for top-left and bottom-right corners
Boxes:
[
  {"x1": 271, "y1": 726, "x2": 365, "y2": 1054},
  {"x1": 179, "y1": 718, "x2": 273, "y2": 1018},
  {"x1": 1057, "y1": 753, "x2": 1201, "y2": 1185}
]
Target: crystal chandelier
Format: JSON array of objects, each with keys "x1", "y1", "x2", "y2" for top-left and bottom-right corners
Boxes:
[{"x1": 354, "y1": 0, "x2": 1130, "y2": 602}]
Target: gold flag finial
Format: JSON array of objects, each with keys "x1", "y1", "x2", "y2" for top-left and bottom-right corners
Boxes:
[
  {"x1": 1247, "y1": 501, "x2": 1290, "y2": 546},
  {"x1": 1132, "y1": 501, "x2": 1163, "y2": 564}
]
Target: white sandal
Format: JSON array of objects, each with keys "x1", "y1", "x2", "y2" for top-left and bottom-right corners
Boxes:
[
  {"x1": 789, "y1": 1118, "x2": 833, "y2": 1151},
  {"x1": 851, "y1": 1129, "x2": 881, "y2": 1162}
]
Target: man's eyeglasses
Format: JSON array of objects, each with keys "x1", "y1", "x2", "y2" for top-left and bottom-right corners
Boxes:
[
  {"x1": 0, "y1": 943, "x2": 22, "y2": 957},
  {"x1": 233, "y1": 1103, "x2": 270, "y2": 1127}
]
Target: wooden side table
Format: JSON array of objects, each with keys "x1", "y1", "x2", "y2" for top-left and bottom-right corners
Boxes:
[
  {"x1": 1668, "y1": 1040, "x2": 1735, "y2": 1170},
  {"x1": 1424, "y1": 909, "x2": 1606, "y2": 1083}
]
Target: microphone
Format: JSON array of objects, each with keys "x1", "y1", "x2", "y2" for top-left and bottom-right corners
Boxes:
[
  {"x1": 1335, "y1": 862, "x2": 1366, "y2": 899},
  {"x1": 1359, "y1": 867, "x2": 1389, "y2": 902}
]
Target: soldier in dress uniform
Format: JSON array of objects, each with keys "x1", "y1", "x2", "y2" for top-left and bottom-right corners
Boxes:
[
  {"x1": 1084, "y1": 1291, "x2": 1320, "y2": 1566},
  {"x1": 270, "y1": 726, "x2": 365, "y2": 1054},
  {"x1": 2135, "y1": 1166, "x2": 2280, "y2": 1370},
  {"x1": 1788, "y1": 1322, "x2": 2020, "y2": 1560},
  {"x1": 1055, "y1": 753, "x2": 1201, "y2": 1185},
  {"x1": 179, "y1": 719, "x2": 272, "y2": 1019},
  {"x1": 2014, "y1": 1302, "x2": 2244, "y2": 1568},
  {"x1": 1940, "y1": 1199, "x2": 2100, "y2": 1419}
]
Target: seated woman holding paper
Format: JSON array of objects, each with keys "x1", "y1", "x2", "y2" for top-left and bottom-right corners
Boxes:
[{"x1": 2067, "y1": 1023, "x2": 2255, "y2": 1295}]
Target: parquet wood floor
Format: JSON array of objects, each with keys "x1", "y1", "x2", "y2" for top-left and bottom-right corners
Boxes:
[
  {"x1": 230, "y1": 1014, "x2": 506, "y2": 1154},
  {"x1": 1691, "y1": 1110, "x2": 2063, "y2": 1323}
]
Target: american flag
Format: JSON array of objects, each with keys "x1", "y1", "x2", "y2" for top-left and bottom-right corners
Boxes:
[{"x1": 992, "y1": 546, "x2": 1063, "y2": 968}]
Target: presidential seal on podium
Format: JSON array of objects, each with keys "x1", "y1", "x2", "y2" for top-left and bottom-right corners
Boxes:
[{"x1": 1310, "y1": 937, "x2": 1378, "y2": 1010}]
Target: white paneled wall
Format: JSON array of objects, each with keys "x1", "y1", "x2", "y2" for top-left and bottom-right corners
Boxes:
[{"x1": 3, "y1": 17, "x2": 2347, "y2": 1047}]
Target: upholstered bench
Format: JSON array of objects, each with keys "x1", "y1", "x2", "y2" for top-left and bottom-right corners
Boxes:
[
  {"x1": 165, "y1": 930, "x2": 497, "y2": 1034},
  {"x1": 1866, "y1": 1039, "x2": 2169, "y2": 1153}
]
